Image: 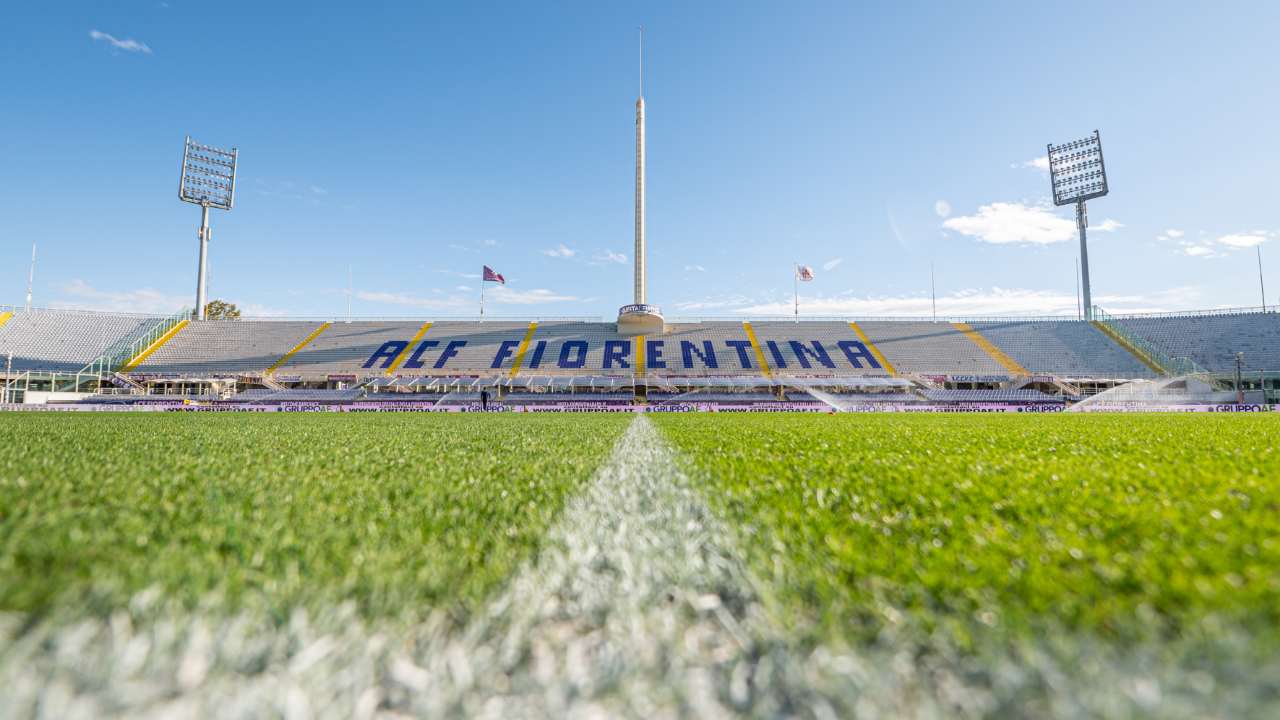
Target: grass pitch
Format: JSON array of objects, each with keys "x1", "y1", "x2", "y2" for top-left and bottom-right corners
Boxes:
[
  {"x1": 654, "y1": 413, "x2": 1280, "y2": 648},
  {"x1": 2, "y1": 411, "x2": 1278, "y2": 717},
  {"x1": 0, "y1": 413, "x2": 629, "y2": 621}
]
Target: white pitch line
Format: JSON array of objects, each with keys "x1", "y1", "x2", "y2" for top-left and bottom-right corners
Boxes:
[{"x1": 425, "y1": 413, "x2": 815, "y2": 718}]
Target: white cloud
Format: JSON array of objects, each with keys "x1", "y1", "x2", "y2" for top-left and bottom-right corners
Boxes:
[
  {"x1": 934, "y1": 200, "x2": 951, "y2": 218},
  {"x1": 942, "y1": 202, "x2": 1075, "y2": 245},
  {"x1": 1092, "y1": 219, "x2": 1123, "y2": 232},
  {"x1": 1217, "y1": 233, "x2": 1267, "y2": 248},
  {"x1": 357, "y1": 291, "x2": 468, "y2": 310},
  {"x1": 256, "y1": 180, "x2": 325, "y2": 206},
  {"x1": 445, "y1": 239, "x2": 501, "y2": 253},
  {"x1": 822, "y1": 257, "x2": 844, "y2": 271},
  {"x1": 1175, "y1": 231, "x2": 1272, "y2": 258},
  {"x1": 89, "y1": 30, "x2": 152, "y2": 54},
  {"x1": 593, "y1": 250, "x2": 627, "y2": 265},
  {"x1": 51, "y1": 279, "x2": 185, "y2": 314},
  {"x1": 683, "y1": 265, "x2": 706, "y2": 273},
  {"x1": 727, "y1": 285, "x2": 1205, "y2": 318},
  {"x1": 433, "y1": 269, "x2": 482, "y2": 279},
  {"x1": 1014, "y1": 156, "x2": 1050, "y2": 172},
  {"x1": 236, "y1": 302, "x2": 290, "y2": 318},
  {"x1": 1166, "y1": 229, "x2": 1185, "y2": 239},
  {"x1": 671, "y1": 294, "x2": 755, "y2": 312},
  {"x1": 489, "y1": 287, "x2": 580, "y2": 305},
  {"x1": 542, "y1": 243, "x2": 576, "y2": 259},
  {"x1": 358, "y1": 285, "x2": 578, "y2": 310}
]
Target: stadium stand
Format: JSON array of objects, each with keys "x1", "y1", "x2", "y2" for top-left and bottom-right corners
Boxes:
[
  {"x1": 275, "y1": 321, "x2": 428, "y2": 375},
  {"x1": 5, "y1": 306, "x2": 1277, "y2": 409},
  {"x1": 0, "y1": 308, "x2": 164, "y2": 372},
  {"x1": 517, "y1": 322, "x2": 624, "y2": 374},
  {"x1": 229, "y1": 388, "x2": 364, "y2": 403},
  {"x1": 1112, "y1": 311, "x2": 1280, "y2": 373},
  {"x1": 921, "y1": 388, "x2": 1062, "y2": 403},
  {"x1": 749, "y1": 321, "x2": 890, "y2": 375},
  {"x1": 653, "y1": 391, "x2": 781, "y2": 404},
  {"x1": 856, "y1": 321, "x2": 1007, "y2": 375},
  {"x1": 135, "y1": 320, "x2": 323, "y2": 375},
  {"x1": 787, "y1": 391, "x2": 921, "y2": 403},
  {"x1": 659, "y1": 322, "x2": 760, "y2": 374},
  {"x1": 970, "y1": 321, "x2": 1155, "y2": 378}
]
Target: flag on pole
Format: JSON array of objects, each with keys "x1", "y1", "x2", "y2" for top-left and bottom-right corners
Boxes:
[
  {"x1": 796, "y1": 265, "x2": 815, "y2": 281},
  {"x1": 483, "y1": 265, "x2": 505, "y2": 284}
]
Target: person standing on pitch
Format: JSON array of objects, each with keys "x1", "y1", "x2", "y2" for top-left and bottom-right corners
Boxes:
[{"x1": 480, "y1": 388, "x2": 489, "y2": 411}]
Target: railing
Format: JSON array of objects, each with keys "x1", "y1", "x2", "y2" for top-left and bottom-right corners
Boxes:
[
  {"x1": 5, "y1": 301, "x2": 1276, "y2": 324},
  {"x1": 1092, "y1": 306, "x2": 1209, "y2": 376},
  {"x1": 1, "y1": 371, "x2": 29, "y2": 404},
  {"x1": 2, "y1": 305, "x2": 167, "y2": 319},
  {"x1": 1097, "y1": 305, "x2": 1274, "y2": 320},
  {"x1": 227, "y1": 315, "x2": 603, "y2": 322},
  {"x1": 76, "y1": 307, "x2": 192, "y2": 378}
]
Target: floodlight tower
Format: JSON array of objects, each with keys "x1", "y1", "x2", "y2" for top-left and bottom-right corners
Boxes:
[
  {"x1": 1047, "y1": 130, "x2": 1109, "y2": 320},
  {"x1": 179, "y1": 136, "x2": 238, "y2": 320}
]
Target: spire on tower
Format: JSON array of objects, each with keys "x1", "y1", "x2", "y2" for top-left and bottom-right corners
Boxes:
[{"x1": 638, "y1": 25, "x2": 644, "y2": 98}]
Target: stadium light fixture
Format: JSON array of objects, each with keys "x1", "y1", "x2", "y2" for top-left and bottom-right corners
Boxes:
[
  {"x1": 179, "y1": 136, "x2": 238, "y2": 320},
  {"x1": 1047, "y1": 130, "x2": 1108, "y2": 320}
]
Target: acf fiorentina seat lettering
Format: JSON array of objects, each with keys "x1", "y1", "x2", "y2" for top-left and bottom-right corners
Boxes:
[{"x1": 363, "y1": 337, "x2": 883, "y2": 372}]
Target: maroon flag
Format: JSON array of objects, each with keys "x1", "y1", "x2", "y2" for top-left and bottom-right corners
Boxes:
[{"x1": 483, "y1": 265, "x2": 505, "y2": 284}]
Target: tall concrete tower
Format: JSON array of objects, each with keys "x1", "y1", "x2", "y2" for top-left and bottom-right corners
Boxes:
[{"x1": 618, "y1": 27, "x2": 664, "y2": 335}]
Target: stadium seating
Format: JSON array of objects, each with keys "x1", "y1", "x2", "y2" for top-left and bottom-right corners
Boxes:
[
  {"x1": 0, "y1": 308, "x2": 164, "y2": 372},
  {"x1": 749, "y1": 321, "x2": 890, "y2": 375},
  {"x1": 7, "y1": 307, "x2": 1278, "y2": 391},
  {"x1": 787, "y1": 391, "x2": 921, "y2": 403},
  {"x1": 278, "y1": 321, "x2": 435, "y2": 375},
  {"x1": 921, "y1": 388, "x2": 1062, "y2": 403},
  {"x1": 502, "y1": 392, "x2": 631, "y2": 405},
  {"x1": 230, "y1": 388, "x2": 364, "y2": 402},
  {"x1": 658, "y1": 322, "x2": 759, "y2": 374},
  {"x1": 135, "y1": 320, "x2": 322, "y2": 375},
  {"x1": 856, "y1": 322, "x2": 1006, "y2": 375},
  {"x1": 970, "y1": 321, "x2": 1154, "y2": 378},
  {"x1": 653, "y1": 392, "x2": 781, "y2": 404},
  {"x1": 1112, "y1": 311, "x2": 1280, "y2": 373}
]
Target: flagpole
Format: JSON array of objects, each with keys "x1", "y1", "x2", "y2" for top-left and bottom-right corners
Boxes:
[
  {"x1": 794, "y1": 263, "x2": 799, "y2": 323},
  {"x1": 1258, "y1": 245, "x2": 1267, "y2": 312},
  {"x1": 479, "y1": 272, "x2": 486, "y2": 322},
  {"x1": 26, "y1": 243, "x2": 36, "y2": 311},
  {"x1": 930, "y1": 261, "x2": 937, "y2": 323}
]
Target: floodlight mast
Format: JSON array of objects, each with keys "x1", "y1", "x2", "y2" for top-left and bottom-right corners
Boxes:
[
  {"x1": 1047, "y1": 130, "x2": 1108, "y2": 320},
  {"x1": 178, "y1": 136, "x2": 238, "y2": 320}
]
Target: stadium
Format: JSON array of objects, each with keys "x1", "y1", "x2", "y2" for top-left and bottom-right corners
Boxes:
[
  {"x1": 3, "y1": 6, "x2": 1280, "y2": 720},
  {"x1": 2, "y1": 304, "x2": 1279, "y2": 411}
]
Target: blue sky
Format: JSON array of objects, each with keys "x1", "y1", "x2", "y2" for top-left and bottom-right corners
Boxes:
[{"x1": 2, "y1": 1, "x2": 1278, "y2": 318}]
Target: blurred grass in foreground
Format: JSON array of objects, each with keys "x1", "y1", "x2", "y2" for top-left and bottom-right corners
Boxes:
[{"x1": 0, "y1": 413, "x2": 628, "y2": 621}]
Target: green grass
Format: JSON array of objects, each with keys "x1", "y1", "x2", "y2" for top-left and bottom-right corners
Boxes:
[
  {"x1": 653, "y1": 413, "x2": 1280, "y2": 649},
  {"x1": 0, "y1": 413, "x2": 628, "y2": 621}
]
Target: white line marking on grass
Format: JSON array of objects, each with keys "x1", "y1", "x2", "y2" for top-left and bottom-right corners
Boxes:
[{"x1": 436, "y1": 413, "x2": 813, "y2": 717}]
